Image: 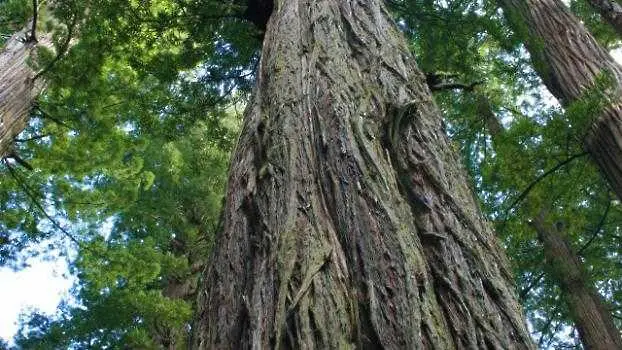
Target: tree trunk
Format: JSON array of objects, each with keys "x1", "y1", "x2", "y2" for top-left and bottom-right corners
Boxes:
[
  {"x1": 499, "y1": 0, "x2": 622, "y2": 201},
  {"x1": 587, "y1": 0, "x2": 622, "y2": 36},
  {"x1": 0, "y1": 24, "x2": 49, "y2": 158},
  {"x1": 531, "y1": 213, "x2": 622, "y2": 350},
  {"x1": 192, "y1": 1, "x2": 533, "y2": 348}
]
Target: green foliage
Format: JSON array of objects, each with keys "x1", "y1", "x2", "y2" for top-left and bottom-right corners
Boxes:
[
  {"x1": 389, "y1": 1, "x2": 622, "y2": 347},
  {"x1": 1, "y1": 0, "x2": 249, "y2": 346},
  {"x1": 570, "y1": 0, "x2": 622, "y2": 49},
  {"x1": 0, "y1": 0, "x2": 29, "y2": 43}
]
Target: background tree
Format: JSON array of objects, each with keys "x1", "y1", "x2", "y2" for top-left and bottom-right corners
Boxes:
[
  {"x1": 499, "y1": 0, "x2": 622, "y2": 201},
  {"x1": 585, "y1": 0, "x2": 622, "y2": 36}
]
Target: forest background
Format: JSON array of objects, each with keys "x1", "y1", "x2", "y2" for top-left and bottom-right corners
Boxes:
[{"x1": 0, "y1": 0, "x2": 621, "y2": 348}]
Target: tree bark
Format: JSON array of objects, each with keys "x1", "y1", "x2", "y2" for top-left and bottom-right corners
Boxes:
[
  {"x1": 0, "y1": 24, "x2": 49, "y2": 158},
  {"x1": 498, "y1": 0, "x2": 622, "y2": 201},
  {"x1": 193, "y1": 0, "x2": 533, "y2": 348},
  {"x1": 587, "y1": 0, "x2": 622, "y2": 37},
  {"x1": 532, "y1": 213, "x2": 622, "y2": 350}
]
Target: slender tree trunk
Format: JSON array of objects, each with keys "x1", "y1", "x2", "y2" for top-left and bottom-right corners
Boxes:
[
  {"x1": 482, "y1": 95, "x2": 622, "y2": 349},
  {"x1": 193, "y1": 1, "x2": 533, "y2": 348},
  {"x1": 532, "y1": 213, "x2": 622, "y2": 350},
  {"x1": 499, "y1": 0, "x2": 622, "y2": 201},
  {"x1": 587, "y1": 0, "x2": 622, "y2": 36},
  {"x1": 0, "y1": 24, "x2": 49, "y2": 158}
]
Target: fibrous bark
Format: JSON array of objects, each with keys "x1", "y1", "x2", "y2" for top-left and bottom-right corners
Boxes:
[
  {"x1": 0, "y1": 25, "x2": 49, "y2": 158},
  {"x1": 193, "y1": 0, "x2": 533, "y2": 348},
  {"x1": 587, "y1": 0, "x2": 622, "y2": 37},
  {"x1": 532, "y1": 214, "x2": 622, "y2": 350},
  {"x1": 499, "y1": 0, "x2": 622, "y2": 201}
]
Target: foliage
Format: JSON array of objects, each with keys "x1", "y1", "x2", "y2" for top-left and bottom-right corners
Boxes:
[{"x1": 2, "y1": 0, "x2": 249, "y2": 346}]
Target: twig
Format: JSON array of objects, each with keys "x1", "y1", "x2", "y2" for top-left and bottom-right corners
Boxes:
[
  {"x1": 577, "y1": 197, "x2": 611, "y2": 256},
  {"x1": 519, "y1": 271, "x2": 545, "y2": 301},
  {"x1": 28, "y1": 0, "x2": 38, "y2": 42},
  {"x1": 4, "y1": 159, "x2": 82, "y2": 246},
  {"x1": 3, "y1": 160, "x2": 106, "y2": 260},
  {"x1": 14, "y1": 134, "x2": 50, "y2": 143},
  {"x1": 501, "y1": 152, "x2": 588, "y2": 225},
  {"x1": 33, "y1": 104, "x2": 70, "y2": 128}
]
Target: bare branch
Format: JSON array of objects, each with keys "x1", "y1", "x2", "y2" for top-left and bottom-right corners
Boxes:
[{"x1": 28, "y1": 0, "x2": 38, "y2": 42}]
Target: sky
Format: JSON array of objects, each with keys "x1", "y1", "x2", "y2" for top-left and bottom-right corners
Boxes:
[{"x1": 0, "y1": 253, "x2": 74, "y2": 342}]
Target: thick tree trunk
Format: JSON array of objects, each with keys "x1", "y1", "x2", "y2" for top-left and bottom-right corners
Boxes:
[
  {"x1": 532, "y1": 214, "x2": 622, "y2": 350},
  {"x1": 193, "y1": 1, "x2": 533, "y2": 348},
  {"x1": 0, "y1": 25, "x2": 49, "y2": 158},
  {"x1": 587, "y1": 0, "x2": 622, "y2": 36},
  {"x1": 499, "y1": 0, "x2": 622, "y2": 201}
]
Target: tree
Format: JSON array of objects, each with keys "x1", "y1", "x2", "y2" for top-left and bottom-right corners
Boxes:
[
  {"x1": 586, "y1": 0, "x2": 622, "y2": 36},
  {"x1": 499, "y1": 0, "x2": 622, "y2": 201},
  {"x1": 474, "y1": 93, "x2": 622, "y2": 348},
  {"x1": 531, "y1": 212, "x2": 622, "y2": 349},
  {"x1": 192, "y1": 0, "x2": 533, "y2": 348},
  {"x1": 0, "y1": 22, "x2": 48, "y2": 158}
]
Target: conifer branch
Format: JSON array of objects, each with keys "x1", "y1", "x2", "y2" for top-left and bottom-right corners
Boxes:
[
  {"x1": 577, "y1": 198, "x2": 611, "y2": 256},
  {"x1": 33, "y1": 104, "x2": 70, "y2": 128},
  {"x1": 3, "y1": 160, "x2": 107, "y2": 261},
  {"x1": 519, "y1": 271, "x2": 545, "y2": 300},
  {"x1": 3, "y1": 159, "x2": 83, "y2": 247},
  {"x1": 33, "y1": 14, "x2": 78, "y2": 81},
  {"x1": 502, "y1": 152, "x2": 588, "y2": 220},
  {"x1": 14, "y1": 134, "x2": 50, "y2": 143}
]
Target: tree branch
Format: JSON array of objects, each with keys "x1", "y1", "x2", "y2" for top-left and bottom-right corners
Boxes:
[
  {"x1": 577, "y1": 197, "x2": 611, "y2": 256},
  {"x1": 2, "y1": 160, "x2": 114, "y2": 262},
  {"x1": 28, "y1": 0, "x2": 38, "y2": 42},
  {"x1": 3, "y1": 159, "x2": 82, "y2": 247},
  {"x1": 503, "y1": 152, "x2": 588, "y2": 219},
  {"x1": 33, "y1": 14, "x2": 78, "y2": 81},
  {"x1": 33, "y1": 104, "x2": 70, "y2": 128},
  {"x1": 14, "y1": 134, "x2": 50, "y2": 143},
  {"x1": 519, "y1": 271, "x2": 545, "y2": 300}
]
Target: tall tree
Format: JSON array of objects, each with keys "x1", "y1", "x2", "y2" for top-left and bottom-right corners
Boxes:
[
  {"x1": 0, "y1": 22, "x2": 49, "y2": 158},
  {"x1": 499, "y1": 0, "x2": 622, "y2": 201},
  {"x1": 476, "y1": 95, "x2": 622, "y2": 348},
  {"x1": 586, "y1": 0, "x2": 622, "y2": 36},
  {"x1": 193, "y1": 0, "x2": 533, "y2": 348},
  {"x1": 531, "y1": 212, "x2": 622, "y2": 350}
]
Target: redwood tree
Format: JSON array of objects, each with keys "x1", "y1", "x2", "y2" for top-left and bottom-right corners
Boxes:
[
  {"x1": 0, "y1": 24, "x2": 50, "y2": 158},
  {"x1": 586, "y1": 0, "x2": 622, "y2": 36},
  {"x1": 479, "y1": 94, "x2": 622, "y2": 349},
  {"x1": 532, "y1": 213, "x2": 622, "y2": 350},
  {"x1": 193, "y1": 0, "x2": 533, "y2": 348},
  {"x1": 499, "y1": 0, "x2": 622, "y2": 201}
]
